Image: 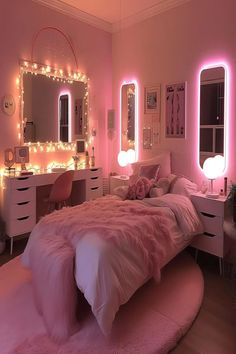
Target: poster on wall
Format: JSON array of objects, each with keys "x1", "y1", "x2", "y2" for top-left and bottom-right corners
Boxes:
[
  {"x1": 144, "y1": 85, "x2": 161, "y2": 116},
  {"x1": 165, "y1": 82, "x2": 186, "y2": 138}
]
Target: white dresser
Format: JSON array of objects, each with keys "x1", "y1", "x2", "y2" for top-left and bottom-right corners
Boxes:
[{"x1": 1, "y1": 167, "x2": 103, "y2": 253}]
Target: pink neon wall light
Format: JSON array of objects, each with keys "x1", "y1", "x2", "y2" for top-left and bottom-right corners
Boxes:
[
  {"x1": 197, "y1": 61, "x2": 229, "y2": 175},
  {"x1": 120, "y1": 79, "x2": 139, "y2": 161},
  {"x1": 58, "y1": 91, "x2": 72, "y2": 142}
]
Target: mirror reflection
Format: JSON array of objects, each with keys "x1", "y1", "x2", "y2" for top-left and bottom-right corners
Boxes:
[
  {"x1": 199, "y1": 66, "x2": 225, "y2": 168},
  {"x1": 22, "y1": 73, "x2": 86, "y2": 143},
  {"x1": 121, "y1": 83, "x2": 135, "y2": 151}
]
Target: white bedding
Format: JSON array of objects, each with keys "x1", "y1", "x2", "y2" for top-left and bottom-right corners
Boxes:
[{"x1": 21, "y1": 194, "x2": 202, "y2": 340}]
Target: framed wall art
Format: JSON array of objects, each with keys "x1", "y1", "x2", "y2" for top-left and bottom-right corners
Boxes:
[
  {"x1": 14, "y1": 146, "x2": 29, "y2": 164},
  {"x1": 144, "y1": 85, "x2": 161, "y2": 116},
  {"x1": 165, "y1": 82, "x2": 186, "y2": 138}
]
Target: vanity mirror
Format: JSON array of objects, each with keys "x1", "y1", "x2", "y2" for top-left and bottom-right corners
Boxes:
[
  {"x1": 120, "y1": 81, "x2": 138, "y2": 160},
  {"x1": 20, "y1": 60, "x2": 88, "y2": 145},
  {"x1": 199, "y1": 64, "x2": 228, "y2": 169}
]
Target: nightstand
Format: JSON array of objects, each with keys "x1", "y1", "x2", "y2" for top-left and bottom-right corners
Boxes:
[
  {"x1": 191, "y1": 193, "x2": 228, "y2": 275},
  {"x1": 109, "y1": 175, "x2": 129, "y2": 194}
]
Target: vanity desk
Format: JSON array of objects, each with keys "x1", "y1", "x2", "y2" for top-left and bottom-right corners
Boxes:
[{"x1": 0, "y1": 167, "x2": 103, "y2": 254}]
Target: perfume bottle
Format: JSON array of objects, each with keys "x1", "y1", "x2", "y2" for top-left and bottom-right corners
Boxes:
[
  {"x1": 85, "y1": 151, "x2": 90, "y2": 168},
  {"x1": 90, "y1": 146, "x2": 95, "y2": 167}
]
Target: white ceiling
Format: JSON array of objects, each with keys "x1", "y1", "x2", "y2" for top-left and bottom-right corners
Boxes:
[{"x1": 33, "y1": 0, "x2": 191, "y2": 32}]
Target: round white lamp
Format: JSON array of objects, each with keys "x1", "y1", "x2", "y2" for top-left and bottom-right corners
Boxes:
[
  {"x1": 127, "y1": 148, "x2": 135, "y2": 164},
  {"x1": 117, "y1": 150, "x2": 128, "y2": 167},
  {"x1": 203, "y1": 155, "x2": 224, "y2": 199}
]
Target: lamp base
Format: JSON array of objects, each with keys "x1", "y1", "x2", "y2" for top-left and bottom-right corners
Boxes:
[{"x1": 206, "y1": 192, "x2": 219, "y2": 199}]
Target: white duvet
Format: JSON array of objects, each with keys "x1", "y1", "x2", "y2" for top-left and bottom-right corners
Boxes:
[{"x1": 21, "y1": 194, "x2": 202, "y2": 341}]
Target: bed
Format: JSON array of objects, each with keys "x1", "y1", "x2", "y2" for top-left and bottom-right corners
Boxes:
[{"x1": 21, "y1": 188, "x2": 202, "y2": 343}]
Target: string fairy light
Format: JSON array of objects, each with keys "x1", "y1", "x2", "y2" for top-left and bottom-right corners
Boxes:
[{"x1": 16, "y1": 59, "x2": 91, "y2": 156}]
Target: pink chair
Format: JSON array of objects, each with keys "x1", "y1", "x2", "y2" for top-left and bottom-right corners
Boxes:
[{"x1": 46, "y1": 170, "x2": 74, "y2": 213}]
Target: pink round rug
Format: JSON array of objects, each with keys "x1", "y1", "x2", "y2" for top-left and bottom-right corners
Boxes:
[{"x1": 0, "y1": 252, "x2": 204, "y2": 354}]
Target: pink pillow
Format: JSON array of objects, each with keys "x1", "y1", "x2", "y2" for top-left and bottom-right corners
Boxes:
[
  {"x1": 126, "y1": 177, "x2": 153, "y2": 200},
  {"x1": 131, "y1": 152, "x2": 171, "y2": 178},
  {"x1": 139, "y1": 164, "x2": 160, "y2": 181}
]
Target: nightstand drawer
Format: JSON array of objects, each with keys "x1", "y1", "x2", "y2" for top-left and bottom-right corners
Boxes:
[
  {"x1": 199, "y1": 212, "x2": 223, "y2": 236},
  {"x1": 191, "y1": 194, "x2": 225, "y2": 217},
  {"x1": 191, "y1": 234, "x2": 224, "y2": 257}
]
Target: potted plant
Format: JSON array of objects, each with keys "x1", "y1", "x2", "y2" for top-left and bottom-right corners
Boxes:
[{"x1": 227, "y1": 183, "x2": 236, "y2": 223}]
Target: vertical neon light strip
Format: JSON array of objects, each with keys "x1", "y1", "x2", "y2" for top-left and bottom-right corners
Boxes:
[
  {"x1": 198, "y1": 61, "x2": 229, "y2": 173},
  {"x1": 120, "y1": 79, "x2": 139, "y2": 161},
  {"x1": 58, "y1": 91, "x2": 72, "y2": 142}
]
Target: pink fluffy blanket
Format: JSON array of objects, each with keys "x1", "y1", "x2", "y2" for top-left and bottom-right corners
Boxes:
[{"x1": 23, "y1": 197, "x2": 175, "y2": 342}]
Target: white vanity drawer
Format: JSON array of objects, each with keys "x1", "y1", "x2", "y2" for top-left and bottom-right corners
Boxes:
[
  {"x1": 88, "y1": 176, "x2": 102, "y2": 189},
  {"x1": 191, "y1": 233, "x2": 224, "y2": 257},
  {"x1": 10, "y1": 200, "x2": 35, "y2": 218},
  {"x1": 87, "y1": 186, "x2": 103, "y2": 200},
  {"x1": 89, "y1": 168, "x2": 102, "y2": 179},
  {"x1": 9, "y1": 176, "x2": 35, "y2": 189},
  {"x1": 11, "y1": 186, "x2": 36, "y2": 203},
  {"x1": 7, "y1": 214, "x2": 36, "y2": 237},
  {"x1": 198, "y1": 212, "x2": 223, "y2": 237}
]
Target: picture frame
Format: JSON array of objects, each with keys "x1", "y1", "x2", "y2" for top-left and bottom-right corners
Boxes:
[
  {"x1": 144, "y1": 85, "x2": 161, "y2": 115},
  {"x1": 165, "y1": 82, "x2": 186, "y2": 139},
  {"x1": 14, "y1": 146, "x2": 29, "y2": 164},
  {"x1": 76, "y1": 139, "x2": 86, "y2": 154}
]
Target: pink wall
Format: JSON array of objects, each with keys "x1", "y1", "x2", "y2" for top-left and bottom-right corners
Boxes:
[
  {"x1": 0, "y1": 0, "x2": 112, "y2": 174},
  {"x1": 111, "y1": 0, "x2": 236, "y2": 187}
]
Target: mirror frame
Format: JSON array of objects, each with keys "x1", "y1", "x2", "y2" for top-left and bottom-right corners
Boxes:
[
  {"x1": 198, "y1": 62, "x2": 229, "y2": 172},
  {"x1": 18, "y1": 59, "x2": 89, "y2": 148},
  {"x1": 120, "y1": 80, "x2": 139, "y2": 161}
]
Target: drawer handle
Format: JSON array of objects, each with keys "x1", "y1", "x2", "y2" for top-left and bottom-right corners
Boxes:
[
  {"x1": 91, "y1": 177, "x2": 98, "y2": 180},
  {"x1": 17, "y1": 187, "x2": 29, "y2": 191},
  {"x1": 17, "y1": 177, "x2": 29, "y2": 181},
  {"x1": 17, "y1": 216, "x2": 29, "y2": 221},
  {"x1": 17, "y1": 201, "x2": 30, "y2": 206},
  {"x1": 203, "y1": 231, "x2": 216, "y2": 237},
  {"x1": 90, "y1": 169, "x2": 98, "y2": 172},
  {"x1": 91, "y1": 187, "x2": 99, "y2": 190},
  {"x1": 201, "y1": 212, "x2": 216, "y2": 218}
]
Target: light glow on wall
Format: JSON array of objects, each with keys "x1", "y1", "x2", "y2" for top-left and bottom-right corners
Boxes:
[
  {"x1": 197, "y1": 60, "x2": 229, "y2": 174},
  {"x1": 58, "y1": 91, "x2": 72, "y2": 142},
  {"x1": 120, "y1": 79, "x2": 139, "y2": 162},
  {"x1": 17, "y1": 59, "x2": 90, "y2": 150}
]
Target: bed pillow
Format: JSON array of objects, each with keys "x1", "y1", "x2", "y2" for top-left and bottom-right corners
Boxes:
[
  {"x1": 170, "y1": 176, "x2": 198, "y2": 197},
  {"x1": 113, "y1": 185, "x2": 129, "y2": 200},
  {"x1": 126, "y1": 176, "x2": 152, "y2": 200},
  {"x1": 130, "y1": 151, "x2": 171, "y2": 179},
  {"x1": 139, "y1": 164, "x2": 160, "y2": 181},
  {"x1": 149, "y1": 187, "x2": 165, "y2": 198},
  {"x1": 149, "y1": 177, "x2": 171, "y2": 198}
]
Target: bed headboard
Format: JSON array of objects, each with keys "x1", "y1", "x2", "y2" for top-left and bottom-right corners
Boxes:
[{"x1": 130, "y1": 152, "x2": 171, "y2": 178}]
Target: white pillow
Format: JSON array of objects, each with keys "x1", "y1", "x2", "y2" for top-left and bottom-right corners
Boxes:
[
  {"x1": 149, "y1": 187, "x2": 165, "y2": 198},
  {"x1": 170, "y1": 177, "x2": 198, "y2": 197},
  {"x1": 155, "y1": 177, "x2": 170, "y2": 193},
  {"x1": 150, "y1": 177, "x2": 171, "y2": 198},
  {"x1": 130, "y1": 152, "x2": 171, "y2": 179},
  {"x1": 113, "y1": 185, "x2": 129, "y2": 200}
]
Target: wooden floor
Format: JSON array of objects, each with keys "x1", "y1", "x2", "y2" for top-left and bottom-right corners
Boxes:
[{"x1": 1, "y1": 239, "x2": 236, "y2": 353}]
